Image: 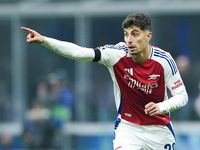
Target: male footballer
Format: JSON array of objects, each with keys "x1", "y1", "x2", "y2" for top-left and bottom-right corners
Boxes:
[{"x1": 21, "y1": 13, "x2": 188, "y2": 150}]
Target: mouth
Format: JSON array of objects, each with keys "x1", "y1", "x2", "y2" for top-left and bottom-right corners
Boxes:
[{"x1": 128, "y1": 46, "x2": 136, "y2": 51}]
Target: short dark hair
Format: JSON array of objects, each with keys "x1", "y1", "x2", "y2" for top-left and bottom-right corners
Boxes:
[{"x1": 122, "y1": 13, "x2": 152, "y2": 31}]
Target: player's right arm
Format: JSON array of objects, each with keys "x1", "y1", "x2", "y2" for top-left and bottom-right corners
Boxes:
[
  {"x1": 21, "y1": 27, "x2": 125, "y2": 65},
  {"x1": 21, "y1": 27, "x2": 95, "y2": 61}
]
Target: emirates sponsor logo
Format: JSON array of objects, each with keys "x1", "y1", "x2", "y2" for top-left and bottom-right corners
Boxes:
[
  {"x1": 124, "y1": 74, "x2": 158, "y2": 94},
  {"x1": 172, "y1": 79, "x2": 183, "y2": 90}
]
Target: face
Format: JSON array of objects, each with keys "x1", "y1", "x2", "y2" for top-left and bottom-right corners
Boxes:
[{"x1": 124, "y1": 26, "x2": 152, "y2": 56}]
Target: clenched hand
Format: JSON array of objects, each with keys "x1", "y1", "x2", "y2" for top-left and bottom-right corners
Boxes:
[{"x1": 144, "y1": 102, "x2": 160, "y2": 116}]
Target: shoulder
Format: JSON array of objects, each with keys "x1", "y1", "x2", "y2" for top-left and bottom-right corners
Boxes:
[
  {"x1": 94, "y1": 42, "x2": 127, "y2": 66},
  {"x1": 150, "y1": 45, "x2": 171, "y2": 58},
  {"x1": 97, "y1": 42, "x2": 128, "y2": 52},
  {"x1": 150, "y1": 45, "x2": 178, "y2": 75}
]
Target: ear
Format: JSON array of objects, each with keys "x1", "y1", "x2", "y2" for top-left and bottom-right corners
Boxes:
[{"x1": 146, "y1": 31, "x2": 152, "y2": 42}]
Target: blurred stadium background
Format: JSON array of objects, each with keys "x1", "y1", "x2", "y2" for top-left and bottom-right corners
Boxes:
[{"x1": 0, "y1": 0, "x2": 200, "y2": 149}]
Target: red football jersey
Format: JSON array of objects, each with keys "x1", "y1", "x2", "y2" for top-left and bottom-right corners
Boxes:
[{"x1": 96, "y1": 43, "x2": 187, "y2": 125}]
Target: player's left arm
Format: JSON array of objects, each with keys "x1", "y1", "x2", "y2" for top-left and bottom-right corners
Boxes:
[
  {"x1": 156, "y1": 58, "x2": 188, "y2": 115},
  {"x1": 145, "y1": 54, "x2": 188, "y2": 116},
  {"x1": 158, "y1": 74, "x2": 188, "y2": 114},
  {"x1": 145, "y1": 75, "x2": 188, "y2": 116}
]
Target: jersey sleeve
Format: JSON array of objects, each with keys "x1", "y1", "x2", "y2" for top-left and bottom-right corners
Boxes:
[
  {"x1": 93, "y1": 42, "x2": 127, "y2": 66},
  {"x1": 41, "y1": 37, "x2": 126, "y2": 67},
  {"x1": 41, "y1": 37, "x2": 95, "y2": 61},
  {"x1": 157, "y1": 54, "x2": 188, "y2": 114}
]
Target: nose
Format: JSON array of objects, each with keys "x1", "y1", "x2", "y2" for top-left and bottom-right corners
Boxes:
[{"x1": 126, "y1": 35, "x2": 133, "y2": 43}]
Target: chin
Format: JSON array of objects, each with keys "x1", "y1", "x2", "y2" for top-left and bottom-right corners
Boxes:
[{"x1": 129, "y1": 52, "x2": 138, "y2": 55}]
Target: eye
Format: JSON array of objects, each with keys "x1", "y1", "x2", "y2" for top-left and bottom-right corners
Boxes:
[
  {"x1": 133, "y1": 32, "x2": 139, "y2": 37},
  {"x1": 124, "y1": 32, "x2": 128, "y2": 37}
]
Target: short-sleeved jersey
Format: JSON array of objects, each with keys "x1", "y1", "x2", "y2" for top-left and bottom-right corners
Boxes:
[{"x1": 94, "y1": 42, "x2": 186, "y2": 125}]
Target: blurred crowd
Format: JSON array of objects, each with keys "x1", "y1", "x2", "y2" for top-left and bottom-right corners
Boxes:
[
  {"x1": 20, "y1": 68, "x2": 74, "y2": 149},
  {"x1": 172, "y1": 54, "x2": 200, "y2": 121}
]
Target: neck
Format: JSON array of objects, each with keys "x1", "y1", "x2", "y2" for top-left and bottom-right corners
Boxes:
[{"x1": 132, "y1": 45, "x2": 151, "y2": 63}]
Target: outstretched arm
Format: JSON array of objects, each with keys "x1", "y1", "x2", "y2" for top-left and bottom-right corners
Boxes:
[
  {"x1": 21, "y1": 27, "x2": 95, "y2": 61},
  {"x1": 21, "y1": 27, "x2": 45, "y2": 44}
]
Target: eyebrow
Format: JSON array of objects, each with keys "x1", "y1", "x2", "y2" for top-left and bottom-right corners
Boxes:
[{"x1": 124, "y1": 29, "x2": 139, "y2": 33}]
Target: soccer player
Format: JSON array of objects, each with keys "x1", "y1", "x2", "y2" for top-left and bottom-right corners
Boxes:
[{"x1": 21, "y1": 13, "x2": 188, "y2": 150}]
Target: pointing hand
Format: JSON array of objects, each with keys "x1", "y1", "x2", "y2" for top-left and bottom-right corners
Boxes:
[{"x1": 21, "y1": 27, "x2": 45, "y2": 44}]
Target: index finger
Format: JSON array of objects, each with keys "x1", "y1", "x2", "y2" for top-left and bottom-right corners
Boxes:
[{"x1": 21, "y1": 27, "x2": 34, "y2": 33}]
